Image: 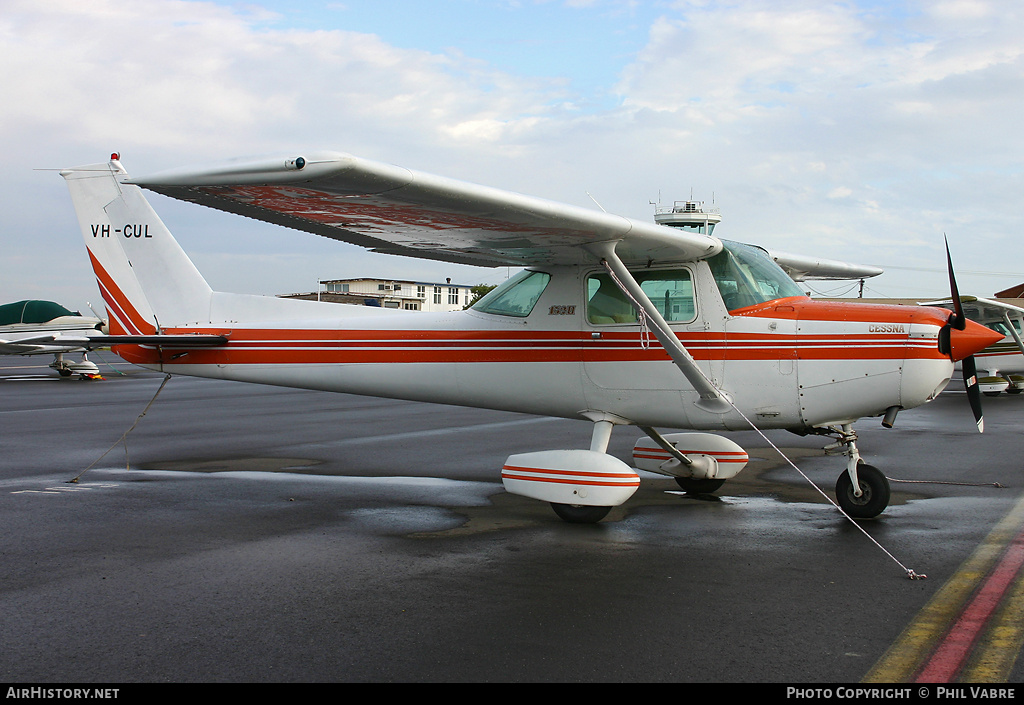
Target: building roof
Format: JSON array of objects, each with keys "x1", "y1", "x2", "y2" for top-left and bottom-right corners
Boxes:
[{"x1": 319, "y1": 276, "x2": 474, "y2": 288}]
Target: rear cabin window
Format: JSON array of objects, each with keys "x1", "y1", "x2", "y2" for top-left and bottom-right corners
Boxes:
[{"x1": 586, "y1": 270, "x2": 696, "y2": 325}]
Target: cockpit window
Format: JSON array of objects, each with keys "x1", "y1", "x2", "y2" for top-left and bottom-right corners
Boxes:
[
  {"x1": 587, "y1": 269, "x2": 696, "y2": 324},
  {"x1": 993, "y1": 318, "x2": 1021, "y2": 336},
  {"x1": 708, "y1": 240, "x2": 805, "y2": 312},
  {"x1": 472, "y1": 269, "x2": 551, "y2": 317}
]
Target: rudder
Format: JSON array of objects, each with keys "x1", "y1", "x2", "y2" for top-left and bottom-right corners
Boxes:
[{"x1": 61, "y1": 157, "x2": 213, "y2": 333}]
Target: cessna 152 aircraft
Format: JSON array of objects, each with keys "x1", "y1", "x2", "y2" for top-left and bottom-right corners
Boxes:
[
  {"x1": 59, "y1": 153, "x2": 1001, "y2": 523},
  {"x1": 0, "y1": 299, "x2": 107, "y2": 377}
]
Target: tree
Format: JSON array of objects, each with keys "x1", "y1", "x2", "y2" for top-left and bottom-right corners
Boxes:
[{"x1": 464, "y1": 284, "x2": 498, "y2": 309}]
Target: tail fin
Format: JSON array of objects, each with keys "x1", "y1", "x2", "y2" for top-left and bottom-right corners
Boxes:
[{"x1": 61, "y1": 157, "x2": 213, "y2": 333}]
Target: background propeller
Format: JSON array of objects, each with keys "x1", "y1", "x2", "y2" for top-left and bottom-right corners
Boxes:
[{"x1": 943, "y1": 237, "x2": 985, "y2": 432}]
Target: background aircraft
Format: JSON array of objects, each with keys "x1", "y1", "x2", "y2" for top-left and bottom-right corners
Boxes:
[
  {"x1": 58, "y1": 153, "x2": 999, "y2": 525},
  {"x1": 923, "y1": 294, "x2": 1024, "y2": 396},
  {"x1": 0, "y1": 299, "x2": 105, "y2": 378}
]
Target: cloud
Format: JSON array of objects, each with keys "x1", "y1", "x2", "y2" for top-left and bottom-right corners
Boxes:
[
  {"x1": 0, "y1": 0, "x2": 574, "y2": 301},
  {"x1": 1, "y1": 0, "x2": 570, "y2": 162},
  {"x1": 597, "y1": 0, "x2": 1024, "y2": 295},
  {"x1": 2, "y1": 0, "x2": 1024, "y2": 306}
]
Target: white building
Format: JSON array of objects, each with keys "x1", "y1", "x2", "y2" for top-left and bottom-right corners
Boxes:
[{"x1": 286, "y1": 277, "x2": 476, "y2": 312}]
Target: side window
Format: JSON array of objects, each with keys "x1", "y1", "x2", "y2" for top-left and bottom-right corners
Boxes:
[
  {"x1": 586, "y1": 269, "x2": 696, "y2": 324},
  {"x1": 472, "y1": 270, "x2": 551, "y2": 317}
]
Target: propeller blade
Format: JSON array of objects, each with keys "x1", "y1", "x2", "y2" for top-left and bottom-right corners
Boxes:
[
  {"x1": 945, "y1": 236, "x2": 966, "y2": 331},
  {"x1": 962, "y1": 355, "x2": 984, "y2": 432},
  {"x1": 945, "y1": 237, "x2": 985, "y2": 432}
]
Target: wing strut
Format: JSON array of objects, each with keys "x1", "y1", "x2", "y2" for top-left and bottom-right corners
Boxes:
[
  {"x1": 1002, "y1": 311, "x2": 1024, "y2": 357},
  {"x1": 587, "y1": 241, "x2": 732, "y2": 414}
]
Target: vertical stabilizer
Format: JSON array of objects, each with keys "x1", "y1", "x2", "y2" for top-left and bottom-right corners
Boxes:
[{"x1": 61, "y1": 158, "x2": 213, "y2": 332}]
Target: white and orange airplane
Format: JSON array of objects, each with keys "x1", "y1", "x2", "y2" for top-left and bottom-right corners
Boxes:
[{"x1": 58, "y1": 153, "x2": 1001, "y2": 523}]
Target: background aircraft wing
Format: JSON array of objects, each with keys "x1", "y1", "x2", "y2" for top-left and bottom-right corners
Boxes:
[
  {"x1": 920, "y1": 296, "x2": 1024, "y2": 322},
  {"x1": 130, "y1": 151, "x2": 722, "y2": 267},
  {"x1": 0, "y1": 341, "x2": 79, "y2": 355},
  {"x1": 766, "y1": 250, "x2": 884, "y2": 281}
]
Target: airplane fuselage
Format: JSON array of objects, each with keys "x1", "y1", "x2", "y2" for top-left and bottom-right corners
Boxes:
[{"x1": 108, "y1": 259, "x2": 958, "y2": 433}]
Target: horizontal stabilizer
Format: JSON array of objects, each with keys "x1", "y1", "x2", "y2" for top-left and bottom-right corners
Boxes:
[{"x1": 6, "y1": 333, "x2": 228, "y2": 349}]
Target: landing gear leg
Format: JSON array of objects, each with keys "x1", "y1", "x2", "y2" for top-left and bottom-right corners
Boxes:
[
  {"x1": 50, "y1": 352, "x2": 72, "y2": 377},
  {"x1": 829, "y1": 424, "x2": 890, "y2": 519},
  {"x1": 547, "y1": 416, "x2": 620, "y2": 524}
]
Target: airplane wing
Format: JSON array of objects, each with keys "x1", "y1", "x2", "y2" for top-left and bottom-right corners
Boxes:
[
  {"x1": 130, "y1": 152, "x2": 723, "y2": 267},
  {"x1": 919, "y1": 296, "x2": 1024, "y2": 321},
  {"x1": 766, "y1": 250, "x2": 884, "y2": 281},
  {"x1": 0, "y1": 340, "x2": 82, "y2": 355}
]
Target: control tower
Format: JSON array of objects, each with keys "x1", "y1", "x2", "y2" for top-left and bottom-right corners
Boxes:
[{"x1": 653, "y1": 200, "x2": 721, "y2": 236}]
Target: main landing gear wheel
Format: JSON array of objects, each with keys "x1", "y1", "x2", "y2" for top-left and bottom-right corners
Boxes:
[
  {"x1": 550, "y1": 503, "x2": 612, "y2": 524},
  {"x1": 835, "y1": 463, "x2": 890, "y2": 519},
  {"x1": 674, "y1": 477, "x2": 726, "y2": 494}
]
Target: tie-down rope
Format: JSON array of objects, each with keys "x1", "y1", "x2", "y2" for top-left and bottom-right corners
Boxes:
[
  {"x1": 601, "y1": 261, "x2": 654, "y2": 349},
  {"x1": 600, "y1": 261, "x2": 925, "y2": 579},
  {"x1": 726, "y1": 403, "x2": 926, "y2": 580},
  {"x1": 69, "y1": 374, "x2": 172, "y2": 483}
]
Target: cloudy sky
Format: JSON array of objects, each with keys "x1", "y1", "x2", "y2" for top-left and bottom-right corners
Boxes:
[{"x1": 3, "y1": 0, "x2": 1023, "y2": 311}]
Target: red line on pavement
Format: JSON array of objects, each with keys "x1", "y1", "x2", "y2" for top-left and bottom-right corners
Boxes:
[{"x1": 915, "y1": 530, "x2": 1024, "y2": 682}]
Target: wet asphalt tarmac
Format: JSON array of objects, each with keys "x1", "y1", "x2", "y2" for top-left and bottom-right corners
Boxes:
[{"x1": 2, "y1": 353, "x2": 1023, "y2": 685}]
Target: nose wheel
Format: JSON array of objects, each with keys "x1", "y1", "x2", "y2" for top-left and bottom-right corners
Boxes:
[{"x1": 835, "y1": 462, "x2": 890, "y2": 519}]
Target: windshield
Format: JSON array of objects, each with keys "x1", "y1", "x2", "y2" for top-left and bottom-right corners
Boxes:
[
  {"x1": 471, "y1": 269, "x2": 551, "y2": 317},
  {"x1": 708, "y1": 240, "x2": 805, "y2": 312}
]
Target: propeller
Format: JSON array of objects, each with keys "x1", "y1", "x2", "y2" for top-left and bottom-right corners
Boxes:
[{"x1": 943, "y1": 237, "x2": 985, "y2": 432}]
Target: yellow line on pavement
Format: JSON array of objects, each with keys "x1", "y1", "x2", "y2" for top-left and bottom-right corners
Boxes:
[
  {"x1": 863, "y1": 493, "x2": 1024, "y2": 683},
  {"x1": 960, "y1": 538, "x2": 1024, "y2": 681}
]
